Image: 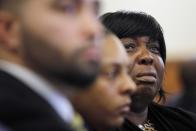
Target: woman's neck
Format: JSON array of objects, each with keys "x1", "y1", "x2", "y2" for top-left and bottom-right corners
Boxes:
[{"x1": 126, "y1": 107, "x2": 148, "y2": 125}]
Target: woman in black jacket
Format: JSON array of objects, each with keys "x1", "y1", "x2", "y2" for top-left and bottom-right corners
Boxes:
[{"x1": 101, "y1": 11, "x2": 196, "y2": 131}]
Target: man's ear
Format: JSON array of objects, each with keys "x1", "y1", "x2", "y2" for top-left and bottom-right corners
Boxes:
[{"x1": 0, "y1": 11, "x2": 21, "y2": 53}]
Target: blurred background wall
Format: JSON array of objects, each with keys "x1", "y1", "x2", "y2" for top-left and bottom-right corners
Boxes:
[{"x1": 100, "y1": 0, "x2": 196, "y2": 102}]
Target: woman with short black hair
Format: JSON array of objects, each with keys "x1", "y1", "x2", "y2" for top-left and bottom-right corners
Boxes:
[{"x1": 101, "y1": 11, "x2": 196, "y2": 131}]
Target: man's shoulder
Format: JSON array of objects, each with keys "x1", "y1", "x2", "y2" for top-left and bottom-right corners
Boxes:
[
  {"x1": 0, "y1": 70, "x2": 49, "y2": 113},
  {"x1": 0, "y1": 70, "x2": 41, "y2": 99},
  {"x1": 0, "y1": 69, "x2": 26, "y2": 86},
  {"x1": 0, "y1": 70, "x2": 75, "y2": 131}
]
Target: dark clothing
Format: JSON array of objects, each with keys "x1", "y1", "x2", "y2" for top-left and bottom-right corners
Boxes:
[
  {"x1": 117, "y1": 102, "x2": 196, "y2": 131},
  {"x1": 0, "y1": 70, "x2": 74, "y2": 131},
  {"x1": 168, "y1": 91, "x2": 196, "y2": 114}
]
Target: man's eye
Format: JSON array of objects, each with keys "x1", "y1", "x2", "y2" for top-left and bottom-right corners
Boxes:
[
  {"x1": 61, "y1": 4, "x2": 77, "y2": 13},
  {"x1": 55, "y1": 2, "x2": 78, "y2": 14},
  {"x1": 124, "y1": 43, "x2": 136, "y2": 52}
]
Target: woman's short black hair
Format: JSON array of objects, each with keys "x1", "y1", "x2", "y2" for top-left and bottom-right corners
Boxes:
[{"x1": 101, "y1": 11, "x2": 166, "y2": 103}]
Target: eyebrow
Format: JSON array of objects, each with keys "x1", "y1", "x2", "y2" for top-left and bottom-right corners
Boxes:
[
  {"x1": 102, "y1": 61, "x2": 126, "y2": 68},
  {"x1": 54, "y1": 0, "x2": 80, "y2": 5},
  {"x1": 147, "y1": 41, "x2": 160, "y2": 46},
  {"x1": 73, "y1": 0, "x2": 100, "y2": 6},
  {"x1": 72, "y1": 0, "x2": 81, "y2": 5},
  {"x1": 104, "y1": 63, "x2": 121, "y2": 72}
]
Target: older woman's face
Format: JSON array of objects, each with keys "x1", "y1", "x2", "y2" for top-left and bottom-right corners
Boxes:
[{"x1": 121, "y1": 36, "x2": 164, "y2": 113}]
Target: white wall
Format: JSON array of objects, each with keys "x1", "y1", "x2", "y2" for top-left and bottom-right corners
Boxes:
[{"x1": 100, "y1": 0, "x2": 196, "y2": 61}]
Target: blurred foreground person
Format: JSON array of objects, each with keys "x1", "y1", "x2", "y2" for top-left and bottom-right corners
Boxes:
[
  {"x1": 71, "y1": 31, "x2": 136, "y2": 131},
  {"x1": 0, "y1": 123, "x2": 10, "y2": 131},
  {"x1": 168, "y1": 59, "x2": 196, "y2": 113},
  {"x1": 0, "y1": 0, "x2": 102, "y2": 131},
  {"x1": 101, "y1": 11, "x2": 196, "y2": 131}
]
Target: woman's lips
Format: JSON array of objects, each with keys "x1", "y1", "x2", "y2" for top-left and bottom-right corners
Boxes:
[
  {"x1": 118, "y1": 103, "x2": 131, "y2": 115},
  {"x1": 135, "y1": 73, "x2": 157, "y2": 83}
]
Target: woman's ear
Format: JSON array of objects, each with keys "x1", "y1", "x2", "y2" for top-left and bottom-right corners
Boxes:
[{"x1": 0, "y1": 11, "x2": 21, "y2": 53}]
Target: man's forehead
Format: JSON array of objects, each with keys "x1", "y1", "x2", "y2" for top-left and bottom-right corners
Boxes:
[
  {"x1": 25, "y1": 0, "x2": 99, "y2": 4},
  {"x1": 55, "y1": 0, "x2": 99, "y2": 4}
]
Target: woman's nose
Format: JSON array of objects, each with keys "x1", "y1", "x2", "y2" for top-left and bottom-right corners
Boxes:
[{"x1": 138, "y1": 48, "x2": 154, "y2": 65}]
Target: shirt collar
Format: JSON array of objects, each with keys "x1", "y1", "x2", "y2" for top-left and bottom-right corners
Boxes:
[{"x1": 0, "y1": 60, "x2": 74, "y2": 123}]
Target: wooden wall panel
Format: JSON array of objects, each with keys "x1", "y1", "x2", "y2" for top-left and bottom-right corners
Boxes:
[{"x1": 163, "y1": 61, "x2": 183, "y2": 100}]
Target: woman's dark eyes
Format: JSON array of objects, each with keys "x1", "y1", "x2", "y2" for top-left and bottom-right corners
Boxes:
[
  {"x1": 124, "y1": 43, "x2": 136, "y2": 52},
  {"x1": 123, "y1": 42, "x2": 160, "y2": 54},
  {"x1": 148, "y1": 45, "x2": 160, "y2": 54}
]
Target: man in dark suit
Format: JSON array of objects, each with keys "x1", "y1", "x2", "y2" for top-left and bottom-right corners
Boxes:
[{"x1": 0, "y1": 0, "x2": 102, "y2": 130}]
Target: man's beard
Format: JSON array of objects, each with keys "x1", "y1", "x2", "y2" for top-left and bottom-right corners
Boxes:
[
  {"x1": 21, "y1": 28, "x2": 100, "y2": 89},
  {"x1": 48, "y1": 55, "x2": 100, "y2": 88}
]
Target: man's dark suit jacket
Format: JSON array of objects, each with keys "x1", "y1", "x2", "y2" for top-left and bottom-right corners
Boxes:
[{"x1": 0, "y1": 70, "x2": 74, "y2": 131}]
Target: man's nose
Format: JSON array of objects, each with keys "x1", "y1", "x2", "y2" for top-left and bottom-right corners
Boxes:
[{"x1": 80, "y1": 11, "x2": 103, "y2": 43}]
